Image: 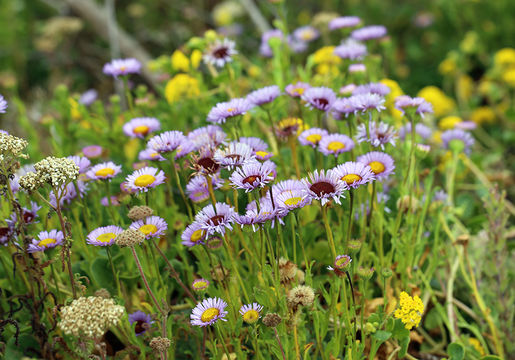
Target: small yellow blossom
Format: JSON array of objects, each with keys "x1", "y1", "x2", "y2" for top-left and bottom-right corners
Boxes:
[
  {"x1": 68, "y1": 97, "x2": 81, "y2": 120},
  {"x1": 312, "y1": 46, "x2": 341, "y2": 76},
  {"x1": 171, "y1": 50, "x2": 190, "y2": 72},
  {"x1": 494, "y1": 48, "x2": 515, "y2": 68},
  {"x1": 470, "y1": 106, "x2": 496, "y2": 125},
  {"x1": 468, "y1": 338, "x2": 486, "y2": 356},
  {"x1": 457, "y1": 74, "x2": 474, "y2": 101},
  {"x1": 164, "y1": 74, "x2": 200, "y2": 104},
  {"x1": 438, "y1": 58, "x2": 457, "y2": 76},
  {"x1": 439, "y1": 116, "x2": 462, "y2": 130},
  {"x1": 248, "y1": 65, "x2": 261, "y2": 78},
  {"x1": 190, "y1": 49, "x2": 203, "y2": 69},
  {"x1": 501, "y1": 68, "x2": 515, "y2": 87},
  {"x1": 417, "y1": 86, "x2": 455, "y2": 117},
  {"x1": 394, "y1": 291, "x2": 424, "y2": 330}
]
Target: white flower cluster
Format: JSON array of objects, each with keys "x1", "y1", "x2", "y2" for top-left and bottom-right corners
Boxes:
[
  {"x1": 58, "y1": 296, "x2": 124, "y2": 338},
  {"x1": 0, "y1": 133, "x2": 28, "y2": 158},
  {"x1": 19, "y1": 156, "x2": 79, "y2": 192}
]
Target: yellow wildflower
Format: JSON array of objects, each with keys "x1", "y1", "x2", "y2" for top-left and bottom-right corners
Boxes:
[
  {"x1": 68, "y1": 97, "x2": 81, "y2": 120},
  {"x1": 501, "y1": 68, "x2": 515, "y2": 87},
  {"x1": 248, "y1": 65, "x2": 261, "y2": 78},
  {"x1": 438, "y1": 58, "x2": 457, "y2": 76},
  {"x1": 171, "y1": 50, "x2": 190, "y2": 72},
  {"x1": 417, "y1": 86, "x2": 455, "y2": 117},
  {"x1": 190, "y1": 50, "x2": 202, "y2": 69},
  {"x1": 468, "y1": 338, "x2": 486, "y2": 356},
  {"x1": 394, "y1": 291, "x2": 424, "y2": 330},
  {"x1": 439, "y1": 116, "x2": 462, "y2": 130},
  {"x1": 494, "y1": 48, "x2": 515, "y2": 68},
  {"x1": 457, "y1": 74, "x2": 474, "y2": 101},
  {"x1": 213, "y1": 1, "x2": 243, "y2": 27},
  {"x1": 470, "y1": 106, "x2": 496, "y2": 125},
  {"x1": 164, "y1": 74, "x2": 200, "y2": 104},
  {"x1": 312, "y1": 46, "x2": 341, "y2": 76}
]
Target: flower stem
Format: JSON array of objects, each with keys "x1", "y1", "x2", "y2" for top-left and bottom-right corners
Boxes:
[
  {"x1": 321, "y1": 203, "x2": 336, "y2": 260},
  {"x1": 106, "y1": 247, "x2": 122, "y2": 298},
  {"x1": 346, "y1": 190, "x2": 354, "y2": 250},
  {"x1": 273, "y1": 327, "x2": 287, "y2": 360},
  {"x1": 130, "y1": 246, "x2": 165, "y2": 315}
]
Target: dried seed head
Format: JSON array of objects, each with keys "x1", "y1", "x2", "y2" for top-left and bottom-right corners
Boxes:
[
  {"x1": 115, "y1": 229, "x2": 145, "y2": 247},
  {"x1": 396, "y1": 195, "x2": 420, "y2": 213},
  {"x1": 287, "y1": 285, "x2": 315, "y2": 311},
  {"x1": 262, "y1": 313, "x2": 282, "y2": 328},
  {"x1": 58, "y1": 296, "x2": 124, "y2": 338},
  {"x1": 128, "y1": 205, "x2": 154, "y2": 221},
  {"x1": 211, "y1": 264, "x2": 229, "y2": 282},
  {"x1": 149, "y1": 337, "x2": 172, "y2": 352},
  {"x1": 278, "y1": 257, "x2": 297, "y2": 285},
  {"x1": 94, "y1": 288, "x2": 111, "y2": 299}
]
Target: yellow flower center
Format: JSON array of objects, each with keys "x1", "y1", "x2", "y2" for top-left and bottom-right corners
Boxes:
[
  {"x1": 306, "y1": 134, "x2": 322, "y2": 144},
  {"x1": 255, "y1": 151, "x2": 270, "y2": 158},
  {"x1": 191, "y1": 229, "x2": 205, "y2": 243},
  {"x1": 242, "y1": 309, "x2": 259, "y2": 324},
  {"x1": 284, "y1": 197, "x2": 302, "y2": 206},
  {"x1": 150, "y1": 152, "x2": 160, "y2": 158},
  {"x1": 193, "y1": 281, "x2": 208, "y2": 289},
  {"x1": 293, "y1": 87, "x2": 305, "y2": 95},
  {"x1": 226, "y1": 107, "x2": 236, "y2": 113},
  {"x1": 369, "y1": 161, "x2": 385, "y2": 174},
  {"x1": 341, "y1": 174, "x2": 362, "y2": 185},
  {"x1": 201, "y1": 307, "x2": 220, "y2": 323},
  {"x1": 133, "y1": 125, "x2": 150, "y2": 135},
  {"x1": 120, "y1": 66, "x2": 127, "y2": 72},
  {"x1": 327, "y1": 141, "x2": 345, "y2": 152},
  {"x1": 96, "y1": 233, "x2": 116, "y2": 243},
  {"x1": 139, "y1": 224, "x2": 158, "y2": 235},
  {"x1": 38, "y1": 238, "x2": 56, "y2": 248},
  {"x1": 95, "y1": 167, "x2": 115, "y2": 177},
  {"x1": 134, "y1": 174, "x2": 156, "y2": 187}
]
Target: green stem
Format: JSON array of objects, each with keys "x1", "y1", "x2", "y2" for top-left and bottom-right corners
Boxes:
[
  {"x1": 106, "y1": 247, "x2": 122, "y2": 298},
  {"x1": 321, "y1": 203, "x2": 337, "y2": 260}
]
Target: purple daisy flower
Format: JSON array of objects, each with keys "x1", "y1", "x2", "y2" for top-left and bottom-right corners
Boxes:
[
  {"x1": 333, "y1": 161, "x2": 375, "y2": 189},
  {"x1": 193, "y1": 149, "x2": 221, "y2": 175},
  {"x1": 203, "y1": 38, "x2": 237, "y2": 67},
  {"x1": 433, "y1": 190, "x2": 448, "y2": 203},
  {"x1": 339, "y1": 84, "x2": 357, "y2": 96},
  {"x1": 318, "y1": 133, "x2": 354, "y2": 157},
  {"x1": 348, "y1": 63, "x2": 366, "y2": 73},
  {"x1": 192, "y1": 278, "x2": 210, "y2": 291},
  {"x1": 123, "y1": 117, "x2": 161, "y2": 139},
  {"x1": 229, "y1": 160, "x2": 275, "y2": 192},
  {"x1": 79, "y1": 89, "x2": 98, "y2": 106},
  {"x1": 298, "y1": 128, "x2": 329, "y2": 148},
  {"x1": 255, "y1": 150, "x2": 274, "y2": 161},
  {"x1": 6, "y1": 201, "x2": 41, "y2": 228},
  {"x1": 86, "y1": 225, "x2": 124, "y2": 246},
  {"x1": 275, "y1": 189, "x2": 311, "y2": 212},
  {"x1": 240, "y1": 303, "x2": 264, "y2": 324},
  {"x1": 128, "y1": 310, "x2": 154, "y2": 336},
  {"x1": 147, "y1": 131, "x2": 185, "y2": 153},
  {"x1": 188, "y1": 125, "x2": 227, "y2": 150},
  {"x1": 207, "y1": 98, "x2": 253, "y2": 124},
  {"x1": 0, "y1": 225, "x2": 13, "y2": 246},
  {"x1": 285, "y1": 82, "x2": 310, "y2": 98},
  {"x1": 82, "y1": 145, "x2": 103, "y2": 159},
  {"x1": 130, "y1": 216, "x2": 168, "y2": 239},
  {"x1": 293, "y1": 26, "x2": 319, "y2": 42},
  {"x1": 332, "y1": 97, "x2": 358, "y2": 119},
  {"x1": 103, "y1": 58, "x2": 141, "y2": 77},
  {"x1": 455, "y1": 121, "x2": 477, "y2": 131},
  {"x1": 329, "y1": 16, "x2": 361, "y2": 30},
  {"x1": 260, "y1": 29, "x2": 284, "y2": 57},
  {"x1": 441, "y1": 129, "x2": 474, "y2": 155},
  {"x1": 356, "y1": 122, "x2": 397, "y2": 149},
  {"x1": 138, "y1": 148, "x2": 166, "y2": 162},
  {"x1": 271, "y1": 179, "x2": 305, "y2": 197},
  {"x1": 195, "y1": 202, "x2": 236, "y2": 236},
  {"x1": 353, "y1": 83, "x2": 391, "y2": 97},
  {"x1": 28, "y1": 230, "x2": 64, "y2": 253},
  {"x1": 125, "y1": 167, "x2": 165, "y2": 193},
  {"x1": 0, "y1": 94, "x2": 8, "y2": 113},
  {"x1": 394, "y1": 95, "x2": 433, "y2": 118},
  {"x1": 101, "y1": 196, "x2": 120, "y2": 207},
  {"x1": 87, "y1": 162, "x2": 122, "y2": 180},
  {"x1": 302, "y1": 87, "x2": 336, "y2": 112},
  {"x1": 398, "y1": 122, "x2": 432, "y2": 141},
  {"x1": 235, "y1": 202, "x2": 285, "y2": 232},
  {"x1": 351, "y1": 25, "x2": 387, "y2": 41},
  {"x1": 67, "y1": 155, "x2": 91, "y2": 174},
  {"x1": 356, "y1": 151, "x2": 395, "y2": 181},
  {"x1": 239, "y1": 137, "x2": 268, "y2": 152},
  {"x1": 186, "y1": 174, "x2": 223, "y2": 203},
  {"x1": 247, "y1": 85, "x2": 282, "y2": 106},
  {"x1": 191, "y1": 297, "x2": 228, "y2": 327},
  {"x1": 351, "y1": 93, "x2": 386, "y2": 114},
  {"x1": 334, "y1": 39, "x2": 367, "y2": 60},
  {"x1": 181, "y1": 222, "x2": 208, "y2": 247},
  {"x1": 214, "y1": 142, "x2": 255, "y2": 169},
  {"x1": 302, "y1": 169, "x2": 345, "y2": 205}
]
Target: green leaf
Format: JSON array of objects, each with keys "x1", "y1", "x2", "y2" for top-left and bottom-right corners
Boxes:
[
  {"x1": 398, "y1": 336, "x2": 410, "y2": 358},
  {"x1": 372, "y1": 330, "x2": 392, "y2": 342},
  {"x1": 90, "y1": 257, "x2": 115, "y2": 292},
  {"x1": 448, "y1": 342, "x2": 465, "y2": 360},
  {"x1": 480, "y1": 356, "x2": 502, "y2": 360}
]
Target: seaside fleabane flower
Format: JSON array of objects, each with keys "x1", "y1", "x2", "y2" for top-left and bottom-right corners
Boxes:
[
  {"x1": 298, "y1": 128, "x2": 329, "y2": 148},
  {"x1": 128, "y1": 310, "x2": 154, "y2": 336},
  {"x1": 356, "y1": 121, "x2": 397, "y2": 149},
  {"x1": 191, "y1": 297, "x2": 228, "y2": 327},
  {"x1": 87, "y1": 161, "x2": 122, "y2": 180},
  {"x1": 333, "y1": 161, "x2": 375, "y2": 189},
  {"x1": 246, "y1": 85, "x2": 281, "y2": 106},
  {"x1": 351, "y1": 25, "x2": 387, "y2": 41},
  {"x1": 328, "y1": 16, "x2": 361, "y2": 30},
  {"x1": 302, "y1": 169, "x2": 345, "y2": 205},
  {"x1": 203, "y1": 38, "x2": 237, "y2": 67},
  {"x1": 195, "y1": 202, "x2": 236, "y2": 236},
  {"x1": 285, "y1": 82, "x2": 310, "y2": 98},
  {"x1": 441, "y1": 129, "x2": 474, "y2": 155},
  {"x1": 398, "y1": 122, "x2": 432, "y2": 141},
  {"x1": 28, "y1": 230, "x2": 64, "y2": 253},
  {"x1": 394, "y1": 95, "x2": 433, "y2": 119},
  {"x1": 318, "y1": 133, "x2": 354, "y2": 157},
  {"x1": 86, "y1": 225, "x2": 123, "y2": 246},
  {"x1": 0, "y1": 94, "x2": 8, "y2": 113},
  {"x1": 334, "y1": 38, "x2": 367, "y2": 60},
  {"x1": 103, "y1": 58, "x2": 141, "y2": 77},
  {"x1": 181, "y1": 222, "x2": 208, "y2": 247},
  {"x1": 67, "y1": 155, "x2": 91, "y2": 174},
  {"x1": 192, "y1": 278, "x2": 210, "y2": 292},
  {"x1": 276, "y1": 117, "x2": 305, "y2": 139},
  {"x1": 240, "y1": 303, "x2": 264, "y2": 324},
  {"x1": 126, "y1": 167, "x2": 165, "y2": 192},
  {"x1": 275, "y1": 189, "x2": 311, "y2": 212},
  {"x1": 301, "y1": 86, "x2": 336, "y2": 112},
  {"x1": 123, "y1": 117, "x2": 161, "y2": 139},
  {"x1": 213, "y1": 142, "x2": 255, "y2": 169},
  {"x1": 356, "y1": 152, "x2": 395, "y2": 181},
  {"x1": 207, "y1": 98, "x2": 253, "y2": 124},
  {"x1": 82, "y1": 145, "x2": 102, "y2": 159},
  {"x1": 186, "y1": 174, "x2": 223, "y2": 203},
  {"x1": 147, "y1": 130, "x2": 185, "y2": 154},
  {"x1": 188, "y1": 125, "x2": 227, "y2": 150},
  {"x1": 229, "y1": 160, "x2": 275, "y2": 192},
  {"x1": 394, "y1": 291, "x2": 424, "y2": 330},
  {"x1": 130, "y1": 216, "x2": 168, "y2": 239}
]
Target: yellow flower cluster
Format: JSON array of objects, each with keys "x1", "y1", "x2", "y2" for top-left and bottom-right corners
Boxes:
[
  {"x1": 417, "y1": 86, "x2": 455, "y2": 117},
  {"x1": 164, "y1": 74, "x2": 200, "y2": 104},
  {"x1": 312, "y1": 46, "x2": 341, "y2": 76},
  {"x1": 494, "y1": 48, "x2": 515, "y2": 87},
  {"x1": 394, "y1": 291, "x2": 424, "y2": 330}
]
